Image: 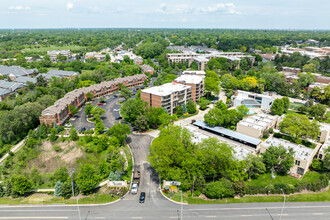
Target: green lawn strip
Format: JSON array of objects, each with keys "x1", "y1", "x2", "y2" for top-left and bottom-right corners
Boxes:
[
  {"x1": 22, "y1": 45, "x2": 86, "y2": 53},
  {"x1": 289, "y1": 102, "x2": 304, "y2": 110},
  {"x1": 169, "y1": 188, "x2": 330, "y2": 204},
  {"x1": 0, "y1": 194, "x2": 119, "y2": 205}
]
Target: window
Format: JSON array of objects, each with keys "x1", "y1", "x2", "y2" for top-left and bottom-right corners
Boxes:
[
  {"x1": 295, "y1": 160, "x2": 300, "y2": 166},
  {"x1": 297, "y1": 167, "x2": 304, "y2": 175},
  {"x1": 47, "y1": 116, "x2": 50, "y2": 119}
]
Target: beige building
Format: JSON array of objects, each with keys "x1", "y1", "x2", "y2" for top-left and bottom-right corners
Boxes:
[
  {"x1": 84, "y1": 52, "x2": 106, "y2": 62},
  {"x1": 259, "y1": 137, "x2": 321, "y2": 177},
  {"x1": 173, "y1": 74, "x2": 205, "y2": 101},
  {"x1": 47, "y1": 50, "x2": 71, "y2": 62},
  {"x1": 320, "y1": 123, "x2": 330, "y2": 143},
  {"x1": 141, "y1": 83, "x2": 192, "y2": 115},
  {"x1": 236, "y1": 114, "x2": 278, "y2": 139}
]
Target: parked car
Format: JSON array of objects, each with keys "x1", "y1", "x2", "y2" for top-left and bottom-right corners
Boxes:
[
  {"x1": 113, "y1": 109, "x2": 120, "y2": 111},
  {"x1": 97, "y1": 103, "x2": 103, "y2": 106},
  {"x1": 131, "y1": 183, "x2": 138, "y2": 194},
  {"x1": 115, "y1": 116, "x2": 122, "y2": 120},
  {"x1": 139, "y1": 192, "x2": 145, "y2": 203},
  {"x1": 64, "y1": 123, "x2": 72, "y2": 128},
  {"x1": 79, "y1": 127, "x2": 86, "y2": 133}
]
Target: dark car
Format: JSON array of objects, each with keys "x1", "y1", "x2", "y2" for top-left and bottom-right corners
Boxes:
[
  {"x1": 115, "y1": 116, "x2": 122, "y2": 120},
  {"x1": 97, "y1": 103, "x2": 103, "y2": 106},
  {"x1": 139, "y1": 192, "x2": 145, "y2": 203},
  {"x1": 79, "y1": 127, "x2": 86, "y2": 133}
]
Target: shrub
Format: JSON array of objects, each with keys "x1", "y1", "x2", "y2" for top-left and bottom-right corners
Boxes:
[
  {"x1": 54, "y1": 181, "x2": 63, "y2": 197},
  {"x1": 205, "y1": 178, "x2": 235, "y2": 199},
  {"x1": 52, "y1": 144, "x2": 62, "y2": 152}
]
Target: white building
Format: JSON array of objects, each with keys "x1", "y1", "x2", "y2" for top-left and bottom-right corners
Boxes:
[
  {"x1": 260, "y1": 137, "x2": 321, "y2": 176},
  {"x1": 231, "y1": 90, "x2": 275, "y2": 110},
  {"x1": 47, "y1": 50, "x2": 71, "y2": 62}
]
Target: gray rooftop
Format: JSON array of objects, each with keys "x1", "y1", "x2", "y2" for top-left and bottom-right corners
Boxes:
[
  {"x1": 0, "y1": 88, "x2": 11, "y2": 96},
  {"x1": 14, "y1": 76, "x2": 37, "y2": 84},
  {"x1": 193, "y1": 121, "x2": 262, "y2": 146},
  {"x1": 0, "y1": 65, "x2": 37, "y2": 77},
  {"x1": 0, "y1": 80, "x2": 24, "y2": 91},
  {"x1": 47, "y1": 69, "x2": 79, "y2": 77}
]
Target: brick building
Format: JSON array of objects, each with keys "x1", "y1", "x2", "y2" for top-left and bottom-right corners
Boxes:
[{"x1": 173, "y1": 74, "x2": 205, "y2": 101}]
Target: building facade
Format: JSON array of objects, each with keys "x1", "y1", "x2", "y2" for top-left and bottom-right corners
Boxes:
[
  {"x1": 47, "y1": 50, "x2": 71, "y2": 62},
  {"x1": 231, "y1": 90, "x2": 275, "y2": 110},
  {"x1": 173, "y1": 74, "x2": 205, "y2": 101}
]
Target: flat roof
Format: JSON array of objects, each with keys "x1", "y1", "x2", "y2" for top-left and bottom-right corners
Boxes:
[
  {"x1": 141, "y1": 83, "x2": 191, "y2": 97},
  {"x1": 174, "y1": 75, "x2": 204, "y2": 85},
  {"x1": 193, "y1": 121, "x2": 262, "y2": 146},
  {"x1": 182, "y1": 70, "x2": 206, "y2": 75}
]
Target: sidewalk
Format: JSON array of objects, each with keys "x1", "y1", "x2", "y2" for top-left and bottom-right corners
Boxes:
[{"x1": 0, "y1": 139, "x2": 25, "y2": 164}]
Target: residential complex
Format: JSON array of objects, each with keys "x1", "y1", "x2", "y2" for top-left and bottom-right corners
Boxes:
[
  {"x1": 47, "y1": 50, "x2": 71, "y2": 62},
  {"x1": 173, "y1": 73, "x2": 205, "y2": 101},
  {"x1": 0, "y1": 65, "x2": 37, "y2": 80},
  {"x1": 140, "y1": 64, "x2": 155, "y2": 75},
  {"x1": 84, "y1": 52, "x2": 106, "y2": 62},
  {"x1": 167, "y1": 51, "x2": 255, "y2": 71},
  {"x1": 236, "y1": 114, "x2": 278, "y2": 139},
  {"x1": 38, "y1": 69, "x2": 79, "y2": 80},
  {"x1": 40, "y1": 74, "x2": 147, "y2": 126},
  {"x1": 141, "y1": 83, "x2": 192, "y2": 115},
  {"x1": 260, "y1": 137, "x2": 321, "y2": 177},
  {"x1": 231, "y1": 90, "x2": 275, "y2": 110}
]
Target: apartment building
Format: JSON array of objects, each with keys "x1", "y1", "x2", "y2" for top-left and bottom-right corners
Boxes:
[
  {"x1": 141, "y1": 83, "x2": 192, "y2": 115},
  {"x1": 320, "y1": 123, "x2": 330, "y2": 143},
  {"x1": 140, "y1": 64, "x2": 155, "y2": 75},
  {"x1": 231, "y1": 90, "x2": 275, "y2": 110},
  {"x1": 40, "y1": 74, "x2": 147, "y2": 126},
  {"x1": 307, "y1": 82, "x2": 329, "y2": 92},
  {"x1": 167, "y1": 52, "x2": 255, "y2": 71},
  {"x1": 47, "y1": 50, "x2": 71, "y2": 62},
  {"x1": 47, "y1": 70, "x2": 79, "y2": 79},
  {"x1": 84, "y1": 52, "x2": 106, "y2": 62},
  {"x1": 282, "y1": 67, "x2": 301, "y2": 74},
  {"x1": 0, "y1": 65, "x2": 37, "y2": 80},
  {"x1": 260, "y1": 137, "x2": 321, "y2": 176},
  {"x1": 182, "y1": 70, "x2": 206, "y2": 76},
  {"x1": 173, "y1": 74, "x2": 205, "y2": 101},
  {"x1": 236, "y1": 114, "x2": 278, "y2": 139},
  {"x1": 317, "y1": 140, "x2": 329, "y2": 160}
]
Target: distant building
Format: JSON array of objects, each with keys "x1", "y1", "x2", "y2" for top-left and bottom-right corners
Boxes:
[
  {"x1": 47, "y1": 50, "x2": 71, "y2": 62},
  {"x1": 231, "y1": 90, "x2": 275, "y2": 110},
  {"x1": 173, "y1": 74, "x2": 205, "y2": 101},
  {"x1": 0, "y1": 88, "x2": 11, "y2": 101},
  {"x1": 84, "y1": 52, "x2": 106, "y2": 62},
  {"x1": 282, "y1": 67, "x2": 301, "y2": 74},
  {"x1": 236, "y1": 114, "x2": 278, "y2": 139},
  {"x1": 44, "y1": 70, "x2": 79, "y2": 79},
  {"x1": 140, "y1": 64, "x2": 155, "y2": 75},
  {"x1": 182, "y1": 70, "x2": 206, "y2": 76},
  {"x1": 0, "y1": 65, "x2": 37, "y2": 80},
  {"x1": 317, "y1": 140, "x2": 329, "y2": 160},
  {"x1": 133, "y1": 57, "x2": 143, "y2": 65},
  {"x1": 14, "y1": 76, "x2": 37, "y2": 85},
  {"x1": 141, "y1": 83, "x2": 192, "y2": 115},
  {"x1": 0, "y1": 80, "x2": 24, "y2": 92},
  {"x1": 307, "y1": 82, "x2": 329, "y2": 92},
  {"x1": 260, "y1": 137, "x2": 321, "y2": 177}
]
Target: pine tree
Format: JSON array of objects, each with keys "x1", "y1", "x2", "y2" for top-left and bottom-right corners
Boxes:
[{"x1": 54, "y1": 181, "x2": 63, "y2": 197}]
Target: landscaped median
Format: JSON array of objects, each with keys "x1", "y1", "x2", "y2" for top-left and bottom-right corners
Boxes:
[{"x1": 165, "y1": 188, "x2": 330, "y2": 204}]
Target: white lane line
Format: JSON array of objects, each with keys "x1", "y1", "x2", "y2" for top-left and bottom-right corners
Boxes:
[
  {"x1": 0, "y1": 210, "x2": 76, "y2": 212},
  {"x1": 169, "y1": 217, "x2": 177, "y2": 219},
  {"x1": 206, "y1": 216, "x2": 217, "y2": 218},
  {"x1": 241, "y1": 215, "x2": 253, "y2": 217},
  {"x1": 0, "y1": 218, "x2": 68, "y2": 219},
  {"x1": 189, "y1": 205, "x2": 330, "y2": 211},
  {"x1": 277, "y1": 214, "x2": 288, "y2": 216},
  {"x1": 95, "y1": 218, "x2": 106, "y2": 219},
  {"x1": 132, "y1": 218, "x2": 143, "y2": 219},
  {"x1": 313, "y1": 213, "x2": 324, "y2": 215}
]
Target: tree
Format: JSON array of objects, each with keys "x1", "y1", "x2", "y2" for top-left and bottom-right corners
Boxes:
[
  {"x1": 244, "y1": 153, "x2": 266, "y2": 180},
  {"x1": 280, "y1": 114, "x2": 320, "y2": 141},
  {"x1": 282, "y1": 97, "x2": 290, "y2": 113},
  {"x1": 323, "y1": 147, "x2": 330, "y2": 170},
  {"x1": 174, "y1": 105, "x2": 183, "y2": 116},
  {"x1": 52, "y1": 167, "x2": 69, "y2": 183},
  {"x1": 237, "y1": 105, "x2": 249, "y2": 116},
  {"x1": 69, "y1": 128, "x2": 79, "y2": 141},
  {"x1": 105, "y1": 53, "x2": 110, "y2": 62},
  {"x1": 95, "y1": 118, "x2": 105, "y2": 134},
  {"x1": 119, "y1": 86, "x2": 133, "y2": 101},
  {"x1": 91, "y1": 107, "x2": 105, "y2": 118},
  {"x1": 86, "y1": 92, "x2": 94, "y2": 101},
  {"x1": 108, "y1": 170, "x2": 122, "y2": 181},
  {"x1": 69, "y1": 105, "x2": 78, "y2": 116},
  {"x1": 120, "y1": 98, "x2": 147, "y2": 123},
  {"x1": 309, "y1": 103, "x2": 326, "y2": 119},
  {"x1": 49, "y1": 128, "x2": 58, "y2": 142},
  {"x1": 186, "y1": 100, "x2": 197, "y2": 114},
  {"x1": 61, "y1": 181, "x2": 73, "y2": 199},
  {"x1": 303, "y1": 63, "x2": 317, "y2": 73},
  {"x1": 205, "y1": 178, "x2": 235, "y2": 199},
  {"x1": 76, "y1": 164, "x2": 100, "y2": 195},
  {"x1": 54, "y1": 181, "x2": 63, "y2": 197},
  {"x1": 30, "y1": 167, "x2": 43, "y2": 186},
  {"x1": 106, "y1": 122, "x2": 131, "y2": 145},
  {"x1": 298, "y1": 73, "x2": 315, "y2": 87},
  {"x1": 198, "y1": 97, "x2": 211, "y2": 110},
  {"x1": 262, "y1": 145, "x2": 295, "y2": 174},
  {"x1": 271, "y1": 99, "x2": 284, "y2": 115},
  {"x1": 85, "y1": 103, "x2": 93, "y2": 116},
  {"x1": 311, "y1": 159, "x2": 323, "y2": 170},
  {"x1": 135, "y1": 115, "x2": 149, "y2": 132},
  {"x1": 10, "y1": 175, "x2": 33, "y2": 196}
]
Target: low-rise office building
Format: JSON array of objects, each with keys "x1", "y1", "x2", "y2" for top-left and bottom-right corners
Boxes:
[
  {"x1": 236, "y1": 114, "x2": 278, "y2": 139},
  {"x1": 260, "y1": 137, "x2": 321, "y2": 176},
  {"x1": 173, "y1": 74, "x2": 205, "y2": 101},
  {"x1": 47, "y1": 50, "x2": 71, "y2": 62},
  {"x1": 231, "y1": 90, "x2": 275, "y2": 110},
  {"x1": 141, "y1": 83, "x2": 192, "y2": 115}
]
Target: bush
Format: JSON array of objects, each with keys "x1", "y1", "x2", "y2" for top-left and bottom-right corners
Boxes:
[
  {"x1": 52, "y1": 144, "x2": 62, "y2": 152},
  {"x1": 269, "y1": 128, "x2": 274, "y2": 134},
  {"x1": 205, "y1": 178, "x2": 235, "y2": 199}
]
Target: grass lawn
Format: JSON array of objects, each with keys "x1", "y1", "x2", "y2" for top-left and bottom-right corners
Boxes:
[
  {"x1": 289, "y1": 102, "x2": 305, "y2": 111},
  {"x1": 245, "y1": 172, "x2": 322, "y2": 188},
  {"x1": 0, "y1": 193, "x2": 119, "y2": 205},
  {"x1": 22, "y1": 45, "x2": 86, "y2": 53},
  {"x1": 170, "y1": 188, "x2": 330, "y2": 204}
]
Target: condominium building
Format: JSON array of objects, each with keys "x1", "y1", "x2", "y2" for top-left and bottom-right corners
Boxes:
[
  {"x1": 47, "y1": 50, "x2": 71, "y2": 62},
  {"x1": 0, "y1": 65, "x2": 37, "y2": 80},
  {"x1": 141, "y1": 83, "x2": 192, "y2": 115},
  {"x1": 231, "y1": 90, "x2": 275, "y2": 110},
  {"x1": 317, "y1": 140, "x2": 329, "y2": 160},
  {"x1": 40, "y1": 74, "x2": 147, "y2": 126},
  {"x1": 84, "y1": 52, "x2": 106, "y2": 62},
  {"x1": 260, "y1": 137, "x2": 321, "y2": 176},
  {"x1": 140, "y1": 64, "x2": 155, "y2": 75},
  {"x1": 236, "y1": 114, "x2": 278, "y2": 139},
  {"x1": 307, "y1": 82, "x2": 329, "y2": 92},
  {"x1": 173, "y1": 74, "x2": 205, "y2": 101},
  {"x1": 182, "y1": 70, "x2": 206, "y2": 76}
]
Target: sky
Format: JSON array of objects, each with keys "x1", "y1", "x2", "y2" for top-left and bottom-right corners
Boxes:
[{"x1": 1, "y1": 0, "x2": 330, "y2": 29}]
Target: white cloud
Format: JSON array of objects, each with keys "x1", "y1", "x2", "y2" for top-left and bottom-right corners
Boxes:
[
  {"x1": 9, "y1": 6, "x2": 31, "y2": 10},
  {"x1": 160, "y1": 3, "x2": 167, "y2": 12},
  {"x1": 67, "y1": 2, "x2": 74, "y2": 11},
  {"x1": 198, "y1": 3, "x2": 241, "y2": 14}
]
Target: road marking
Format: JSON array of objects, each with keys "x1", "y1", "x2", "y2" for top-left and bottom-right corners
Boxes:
[
  {"x1": 132, "y1": 218, "x2": 143, "y2": 219},
  {"x1": 313, "y1": 213, "x2": 324, "y2": 215},
  {"x1": 277, "y1": 214, "x2": 288, "y2": 216},
  {"x1": 0, "y1": 218, "x2": 68, "y2": 219},
  {"x1": 206, "y1": 216, "x2": 217, "y2": 218},
  {"x1": 241, "y1": 215, "x2": 253, "y2": 217},
  {"x1": 189, "y1": 205, "x2": 330, "y2": 211},
  {"x1": 169, "y1": 217, "x2": 177, "y2": 219},
  {"x1": 95, "y1": 218, "x2": 106, "y2": 219}
]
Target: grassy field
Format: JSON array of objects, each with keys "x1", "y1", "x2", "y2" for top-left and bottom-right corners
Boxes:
[
  {"x1": 170, "y1": 188, "x2": 330, "y2": 204},
  {"x1": 0, "y1": 193, "x2": 119, "y2": 205},
  {"x1": 22, "y1": 45, "x2": 86, "y2": 53},
  {"x1": 289, "y1": 102, "x2": 305, "y2": 110}
]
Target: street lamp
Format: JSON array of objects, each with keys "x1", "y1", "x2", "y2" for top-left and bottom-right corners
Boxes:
[
  {"x1": 181, "y1": 190, "x2": 183, "y2": 220},
  {"x1": 77, "y1": 191, "x2": 82, "y2": 220},
  {"x1": 280, "y1": 188, "x2": 286, "y2": 220},
  {"x1": 268, "y1": 168, "x2": 276, "y2": 195},
  {"x1": 69, "y1": 169, "x2": 82, "y2": 220}
]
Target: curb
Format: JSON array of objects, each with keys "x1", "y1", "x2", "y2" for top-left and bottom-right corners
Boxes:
[{"x1": 159, "y1": 189, "x2": 188, "y2": 205}]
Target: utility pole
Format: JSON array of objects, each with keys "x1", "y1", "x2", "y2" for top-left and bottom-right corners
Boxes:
[
  {"x1": 69, "y1": 169, "x2": 82, "y2": 220},
  {"x1": 181, "y1": 190, "x2": 183, "y2": 220},
  {"x1": 268, "y1": 168, "x2": 275, "y2": 195},
  {"x1": 77, "y1": 191, "x2": 82, "y2": 220},
  {"x1": 280, "y1": 188, "x2": 286, "y2": 220}
]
